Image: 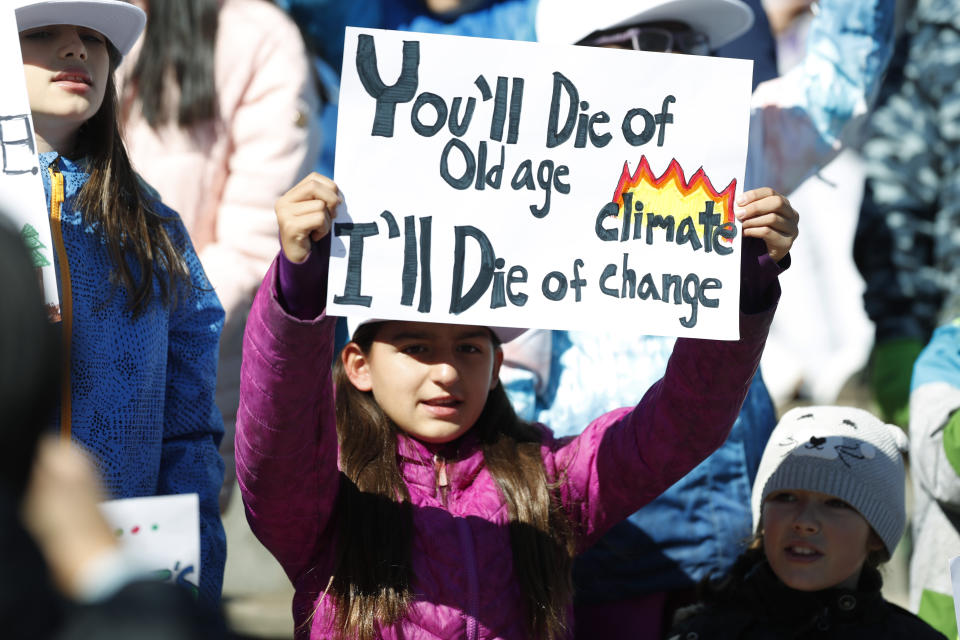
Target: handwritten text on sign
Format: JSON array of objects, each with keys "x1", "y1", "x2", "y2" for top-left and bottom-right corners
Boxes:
[{"x1": 330, "y1": 28, "x2": 752, "y2": 339}]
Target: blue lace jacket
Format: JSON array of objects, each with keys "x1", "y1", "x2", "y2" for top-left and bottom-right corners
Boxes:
[{"x1": 38, "y1": 152, "x2": 226, "y2": 606}]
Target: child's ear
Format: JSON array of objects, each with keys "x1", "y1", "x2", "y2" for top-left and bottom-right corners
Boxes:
[
  {"x1": 867, "y1": 531, "x2": 885, "y2": 553},
  {"x1": 342, "y1": 342, "x2": 373, "y2": 392},
  {"x1": 490, "y1": 345, "x2": 504, "y2": 391}
]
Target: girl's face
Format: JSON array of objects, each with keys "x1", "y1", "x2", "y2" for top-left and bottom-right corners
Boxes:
[
  {"x1": 19, "y1": 25, "x2": 111, "y2": 152},
  {"x1": 762, "y1": 489, "x2": 884, "y2": 591},
  {"x1": 343, "y1": 321, "x2": 503, "y2": 444}
]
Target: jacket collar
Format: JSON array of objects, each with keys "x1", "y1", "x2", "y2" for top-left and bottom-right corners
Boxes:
[
  {"x1": 38, "y1": 152, "x2": 89, "y2": 204},
  {"x1": 745, "y1": 560, "x2": 885, "y2": 626},
  {"x1": 396, "y1": 429, "x2": 487, "y2": 494}
]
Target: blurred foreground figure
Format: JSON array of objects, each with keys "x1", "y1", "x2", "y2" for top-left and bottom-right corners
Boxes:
[{"x1": 0, "y1": 218, "x2": 226, "y2": 640}]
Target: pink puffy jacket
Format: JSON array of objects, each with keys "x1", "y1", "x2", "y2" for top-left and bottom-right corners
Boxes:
[
  {"x1": 236, "y1": 259, "x2": 773, "y2": 640},
  {"x1": 122, "y1": 0, "x2": 320, "y2": 323}
]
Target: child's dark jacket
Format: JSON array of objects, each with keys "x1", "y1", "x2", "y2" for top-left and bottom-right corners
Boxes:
[{"x1": 668, "y1": 559, "x2": 945, "y2": 640}]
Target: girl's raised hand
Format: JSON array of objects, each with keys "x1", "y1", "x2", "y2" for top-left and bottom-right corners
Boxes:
[
  {"x1": 735, "y1": 187, "x2": 799, "y2": 263},
  {"x1": 275, "y1": 172, "x2": 342, "y2": 263}
]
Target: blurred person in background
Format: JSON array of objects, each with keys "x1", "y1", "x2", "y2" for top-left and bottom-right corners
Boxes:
[
  {"x1": 854, "y1": 0, "x2": 957, "y2": 428},
  {"x1": 120, "y1": 0, "x2": 321, "y2": 511},
  {"x1": 907, "y1": 294, "x2": 960, "y2": 638},
  {"x1": 756, "y1": 0, "x2": 875, "y2": 408}
]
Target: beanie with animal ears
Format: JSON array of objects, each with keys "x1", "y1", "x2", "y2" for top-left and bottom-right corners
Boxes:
[{"x1": 751, "y1": 406, "x2": 908, "y2": 557}]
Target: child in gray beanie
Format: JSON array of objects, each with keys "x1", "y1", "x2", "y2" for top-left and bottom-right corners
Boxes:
[{"x1": 668, "y1": 406, "x2": 945, "y2": 639}]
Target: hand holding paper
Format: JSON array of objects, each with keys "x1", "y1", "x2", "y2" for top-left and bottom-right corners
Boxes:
[
  {"x1": 276, "y1": 172, "x2": 341, "y2": 264},
  {"x1": 735, "y1": 187, "x2": 799, "y2": 263}
]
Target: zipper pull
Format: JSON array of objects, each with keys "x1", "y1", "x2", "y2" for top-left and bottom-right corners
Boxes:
[{"x1": 433, "y1": 454, "x2": 449, "y2": 489}]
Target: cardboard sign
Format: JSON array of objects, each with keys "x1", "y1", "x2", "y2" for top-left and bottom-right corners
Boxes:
[
  {"x1": 99, "y1": 494, "x2": 201, "y2": 595},
  {"x1": 330, "y1": 28, "x2": 752, "y2": 339},
  {"x1": 0, "y1": 7, "x2": 60, "y2": 320}
]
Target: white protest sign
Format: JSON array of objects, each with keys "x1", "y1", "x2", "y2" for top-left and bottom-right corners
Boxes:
[
  {"x1": 950, "y1": 555, "x2": 960, "y2": 635},
  {"x1": 99, "y1": 494, "x2": 201, "y2": 595},
  {"x1": 0, "y1": 6, "x2": 60, "y2": 321},
  {"x1": 330, "y1": 28, "x2": 752, "y2": 339}
]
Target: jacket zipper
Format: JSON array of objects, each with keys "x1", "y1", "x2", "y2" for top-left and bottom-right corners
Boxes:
[
  {"x1": 47, "y1": 160, "x2": 73, "y2": 441},
  {"x1": 433, "y1": 454, "x2": 449, "y2": 506},
  {"x1": 457, "y1": 518, "x2": 480, "y2": 640},
  {"x1": 433, "y1": 453, "x2": 479, "y2": 640}
]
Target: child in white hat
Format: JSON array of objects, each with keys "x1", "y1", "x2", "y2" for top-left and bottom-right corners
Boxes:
[
  {"x1": 12, "y1": 0, "x2": 226, "y2": 605},
  {"x1": 668, "y1": 406, "x2": 945, "y2": 639}
]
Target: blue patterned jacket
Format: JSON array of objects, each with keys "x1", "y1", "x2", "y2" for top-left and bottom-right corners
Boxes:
[{"x1": 38, "y1": 153, "x2": 226, "y2": 606}]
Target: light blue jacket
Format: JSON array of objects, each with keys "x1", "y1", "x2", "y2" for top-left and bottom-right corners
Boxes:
[
  {"x1": 39, "y1": 153, "x2": 226, "y2": 605},
  {"x1": 909, "y1": 319, "x2": 960, "y2": 636}
]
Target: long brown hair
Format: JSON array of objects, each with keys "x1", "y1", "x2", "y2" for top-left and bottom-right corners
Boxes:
[
  {"x1": 125, "y1": 0, "x2": 219, "y2": 129},
  {"x1": 329, "y1": 323, "x2": 576, "y2": 640},
  {"x1": 74, "y1": 43, "x2": 190, "y2": 314}
]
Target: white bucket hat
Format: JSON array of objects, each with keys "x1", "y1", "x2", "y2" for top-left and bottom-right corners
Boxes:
[
  {"x1": 13, "y1": 0, "x2": 147, "y2": 57},
  {"x1": 347, "y1": 317, "x2": 526, "y2": 344},
  {"x1": 536, "y1": 0, "x2": 754, "y2": 51}
]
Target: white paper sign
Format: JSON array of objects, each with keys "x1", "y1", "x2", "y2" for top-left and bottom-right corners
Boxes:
[
  {"x1": 99, "y1": 494, "x2": 201, "y2": 595},
  {"x1": 949, "y1": 555, "x2": 960, "y2": 634},
  {"x1": 0, "y1": 7, "x2": 61, "y2": 320},
  {"x1": 330, "y1": 28, "x2": 752, "y2": 339}
]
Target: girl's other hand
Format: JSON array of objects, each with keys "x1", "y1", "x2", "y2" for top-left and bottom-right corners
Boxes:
[
  {"x1": 735, "y1": 187, "x2": 799, "y2": 263},
  {"x1": 276, "y1": 173, "x2": 341, "y2": 264}
]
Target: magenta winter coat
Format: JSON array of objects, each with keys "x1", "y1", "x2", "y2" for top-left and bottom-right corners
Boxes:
[{"x1": 236, "y1": 259, "x2": 774, "y2": 640}]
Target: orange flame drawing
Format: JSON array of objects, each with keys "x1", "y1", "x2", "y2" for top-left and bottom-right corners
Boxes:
[{"x1": 612, "y1": 156, "x2": 736, "y2": 237}]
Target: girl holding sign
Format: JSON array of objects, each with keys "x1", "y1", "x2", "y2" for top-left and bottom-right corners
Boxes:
[
  {"x1": 13, "y1": 0, "x2": 225, "y2": 605},
  {"x1": 235, "y1": 172, "x2": 797, "y2": 640}
]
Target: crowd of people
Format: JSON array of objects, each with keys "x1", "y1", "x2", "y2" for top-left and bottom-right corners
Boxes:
[{"x1": 3, "y1": 0, "x2": 959, "y2": 638}]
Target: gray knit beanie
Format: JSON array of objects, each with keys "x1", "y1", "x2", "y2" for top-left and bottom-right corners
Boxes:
[{"x1": 751, "y1": 406, "x2": 908, "y2": 557}]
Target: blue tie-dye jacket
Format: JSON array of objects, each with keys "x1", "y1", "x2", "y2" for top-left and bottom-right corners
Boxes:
[{"x1": 38, "y1": 153, "x2": 226, "y2": 606}]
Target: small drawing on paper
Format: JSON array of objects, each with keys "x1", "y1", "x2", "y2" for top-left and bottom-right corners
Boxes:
[{"x1": 1, "y1": 114, "x2": 39, "y2": 176}]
